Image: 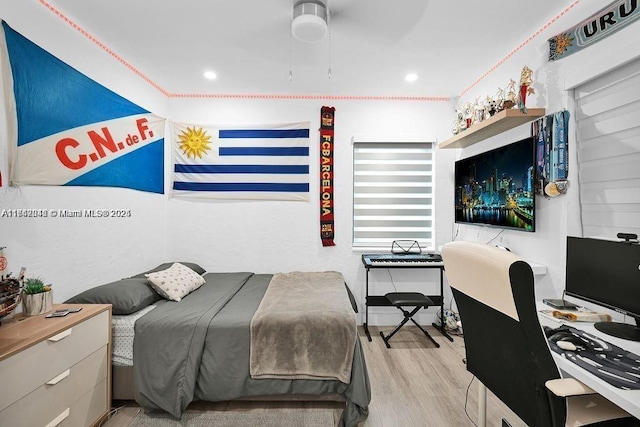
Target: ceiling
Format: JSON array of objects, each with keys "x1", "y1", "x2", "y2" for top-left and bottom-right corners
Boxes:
[{"x1": 44, "y1": 0, "x2": 577, "y2": 99}]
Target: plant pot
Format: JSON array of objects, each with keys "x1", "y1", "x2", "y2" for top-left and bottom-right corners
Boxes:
[{"x1": 22, "y1": 291, "x2": 53, "y2": 316}]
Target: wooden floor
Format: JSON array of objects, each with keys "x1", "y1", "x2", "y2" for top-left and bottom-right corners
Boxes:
[{"x1": 102, "y1": 325, "x2": 526, "y2": 427}]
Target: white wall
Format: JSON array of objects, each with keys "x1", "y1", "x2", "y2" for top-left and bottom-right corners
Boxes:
[
  {"x1": 2, "y1": 0, "x2": 639, "y2": 324},
  {"x1": 0, "y1": 1, "x2": 453, "y2": 321},
  {"x1": 450, "y1": 0, "x2": 640, "y2": 307},
  {"x1": 165, "y1": 97, "x2": 452, "y2": 325},
  {"x1": 0, "y1": 1, "x2": 169, "y2": 301}
]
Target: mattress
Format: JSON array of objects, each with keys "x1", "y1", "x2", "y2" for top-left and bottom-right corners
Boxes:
[{"x1": 111, "y1": 304, "x2": 156, "y2": 366}]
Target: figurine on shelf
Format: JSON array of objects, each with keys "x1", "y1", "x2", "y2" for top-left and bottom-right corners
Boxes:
[
  {"x1": 518, "y1": 65, "x2": 535, "y2": 113},
  {"x1": 472, "y1": 97, "x2": 484, "y2": 125},
  {"x1": 494, "y1": 87, "x2": 506, "y2": 112},
  {"x1": 463, "y1": 102, "x2": 473, "y2": 130},
  {"x1": 504, "y1": 79, "x2": 517, "y2": 110},
  {"x1": 485, "y1": 95, "x2": 497, "y2": 117},
  {"x1": 451, "y1": 104, "x2": 467, "y2": 135},
  {"x1": 451, "y1": 107, "x2": 463, "y2": 135}
]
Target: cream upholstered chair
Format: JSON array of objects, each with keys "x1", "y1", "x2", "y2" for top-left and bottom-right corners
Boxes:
[{"x1": 442, "y1": 241, "x2": 636, "y2": 427}]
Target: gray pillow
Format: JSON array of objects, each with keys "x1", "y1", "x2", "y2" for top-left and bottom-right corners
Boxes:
[
  {"x1": 129, "y1": 262, "x2": 206, "y2": 278},
  {"x1": 65, "y1": 278, "x2": 162, "y2": 315}
]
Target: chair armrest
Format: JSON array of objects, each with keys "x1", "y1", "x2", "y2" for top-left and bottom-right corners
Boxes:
[{"x1": 545, "y1": 378, "x2": 596, "y2": 397}]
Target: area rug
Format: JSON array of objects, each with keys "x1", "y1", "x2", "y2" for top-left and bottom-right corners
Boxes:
[{"x1": 131, "y1": 409, "x2": 335, "y2": 427}]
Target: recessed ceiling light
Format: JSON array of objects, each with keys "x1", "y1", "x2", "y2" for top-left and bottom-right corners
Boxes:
[
  {"x1": 203, "y1": 71, "x2": 217, "y2": 80},
  {"x1": 405, "y1": 73, "x2": 418, "y2": 82}
]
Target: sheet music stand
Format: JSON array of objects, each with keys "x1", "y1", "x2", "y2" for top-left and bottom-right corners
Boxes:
[{"x1": 391, "y1": 240, "x2": 422, "y2": 254}]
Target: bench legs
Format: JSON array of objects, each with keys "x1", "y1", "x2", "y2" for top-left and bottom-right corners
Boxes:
[{"x1": 379, "y1": 306, "x2": 441, "y2": 348}]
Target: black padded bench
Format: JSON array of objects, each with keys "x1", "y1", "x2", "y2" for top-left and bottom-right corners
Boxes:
[{"x1": 379, "y1": 292, "x2": 440, "y2": 348}]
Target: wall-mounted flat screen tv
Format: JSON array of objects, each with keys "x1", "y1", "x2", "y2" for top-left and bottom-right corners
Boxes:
[{"x1": 454, "y1": 136, "x2": 535, "y2": 232}]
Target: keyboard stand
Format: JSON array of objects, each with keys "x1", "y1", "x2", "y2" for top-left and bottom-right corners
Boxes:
[{"x1": 362, "y1": 255, "x2": 453, "y2": 343}]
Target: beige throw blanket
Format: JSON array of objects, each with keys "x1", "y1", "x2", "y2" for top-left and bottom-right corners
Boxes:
[{"x1": 250, "y1": 271, "x2": 357, "y2": 384}]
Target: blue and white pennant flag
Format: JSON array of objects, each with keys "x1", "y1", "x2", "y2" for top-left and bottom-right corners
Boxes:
[
  {"x1": 171, "y1": 122, "x2": 310, "y2": 200},
  {"x1": 1, "y1": 21, "x2": 164, "y2": 194}
]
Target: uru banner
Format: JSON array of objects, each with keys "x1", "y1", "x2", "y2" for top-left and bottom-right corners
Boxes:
[
  {"x1": 1, "y1": 21, "x2": 165, "y2": 193},
  {"x1": 548, "y1": 0, "x2": 640, "y2": 61},
  {"x1": 171, "y1": 121, "x2": 310, "y2": 200}
]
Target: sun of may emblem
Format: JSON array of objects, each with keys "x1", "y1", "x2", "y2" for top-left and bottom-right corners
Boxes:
[
  {"x1": 552, "y1": 33, "x2": 574, "y2": 58},
  {"x1": 178, "y1": 126, "x2": 212, "y2": 159}
]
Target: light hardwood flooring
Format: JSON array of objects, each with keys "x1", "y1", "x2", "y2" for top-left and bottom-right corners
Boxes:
[{"x1": 102, "y1": 325, "x2": 527, "y2": 427}]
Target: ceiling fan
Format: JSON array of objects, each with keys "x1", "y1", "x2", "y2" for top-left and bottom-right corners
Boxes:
[
  {"x1": 291, "y1": 0, "x2": 329, "y2": 43},
  {"x1": 289, "y1": 0, "x2": 429, "y2": 44}
]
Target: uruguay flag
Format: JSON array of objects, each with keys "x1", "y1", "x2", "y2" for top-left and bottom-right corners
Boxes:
[
  {"x1": 1, "y1": 21, "x2": 164, "y2": 194},
  {"x1": 171, "y1": 121, "x2": 310, "y2": 200}
]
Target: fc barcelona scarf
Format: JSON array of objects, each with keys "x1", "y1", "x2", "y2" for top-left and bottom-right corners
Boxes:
[{"x1": 320, "y1": 106, "x2": 336, "y2": 247}]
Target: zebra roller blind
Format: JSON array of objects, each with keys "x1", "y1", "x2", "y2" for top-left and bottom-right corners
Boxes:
[
  {"x1": 574, "y1": 57, "x2": 640, "y2": 239},
  {"x1": 352, "y1": 141, "x2": 434, "y2": 250}
]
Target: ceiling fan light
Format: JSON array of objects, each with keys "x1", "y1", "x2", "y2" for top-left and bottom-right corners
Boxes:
[{"x1": 292, "y1": 1, "x2": 328, "y2": 43}]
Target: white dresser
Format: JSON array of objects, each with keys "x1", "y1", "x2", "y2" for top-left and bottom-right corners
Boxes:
[{"x1": 0, "y1": 304, "x2": 111, "y2": 427}]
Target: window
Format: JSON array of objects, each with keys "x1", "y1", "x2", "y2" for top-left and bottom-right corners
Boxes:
[
  {"x1": 574, "y1": 57, "x2": 640, "y2": 239},
  {"x1": 352, "y1": 141, "x2": 434, "y2": 251}
]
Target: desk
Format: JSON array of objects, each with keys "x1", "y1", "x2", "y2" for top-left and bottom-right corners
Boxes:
[
  {"x1": 361, "y1": 254, "x2": 452, "y2": 342},
  {"x1": 537, "y1": 307, "x2": 640, "y2": 419},
  {"x1": 474, "y1": 307, "x2": 640, "y2": 427}
]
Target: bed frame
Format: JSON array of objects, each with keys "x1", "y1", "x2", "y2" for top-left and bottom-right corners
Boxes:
[{"x1": 112, "y1": 365, "x2": 346, "y2": 403}]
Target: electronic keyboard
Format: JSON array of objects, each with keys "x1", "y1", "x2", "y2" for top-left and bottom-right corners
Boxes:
[{"x1": 361, "y1": 253, "x2": 444, "y2": 268}]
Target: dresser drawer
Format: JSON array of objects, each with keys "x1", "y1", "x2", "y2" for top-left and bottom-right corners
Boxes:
[
  {"x1": 0, "y1": 310, "x2": 109, "y2": 411},
  {"x1": 60, "y1": 378, "x2": 109, "y2": 427},
  {"x1": 11, "y1": 378, "x2": 109, "y2": 427},
  {"x1": 0, "y1": 346, "x2": 108, "y2": 426}
]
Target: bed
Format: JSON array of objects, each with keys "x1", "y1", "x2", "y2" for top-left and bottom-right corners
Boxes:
[{"x1": 66, "y1": 263, "x2": 370, "y2": 427}]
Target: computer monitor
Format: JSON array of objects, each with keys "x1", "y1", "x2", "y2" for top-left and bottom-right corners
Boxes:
[{"x1": 565, "y1": 236, "x2": 640, "y2": 342}]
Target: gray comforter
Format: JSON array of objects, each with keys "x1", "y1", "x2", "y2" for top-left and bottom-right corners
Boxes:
[{"x1": 133, "y1": 272, "x2": 370, "y2": 427}]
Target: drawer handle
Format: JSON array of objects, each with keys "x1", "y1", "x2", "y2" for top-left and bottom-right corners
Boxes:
[
  {"x1": 45, "y1": 408, "x2": 69, "y2": 427},
  {"x1": 47, "y1": 369, "x2": 70, "y2": 385},
  {"x1": 48, "y1": 328, "x2": 72, "y2": 342}
]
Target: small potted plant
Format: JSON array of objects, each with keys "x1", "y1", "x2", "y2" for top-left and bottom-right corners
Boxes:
[{"x1": 21, "y1": 276, "x2": 53, "y2": 316}]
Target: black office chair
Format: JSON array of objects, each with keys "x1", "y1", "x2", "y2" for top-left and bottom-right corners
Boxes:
[
  {"x1": 379, "y1": 292, "x2": 440, "y2": 348},
  {"x1": 441, "y1": 241, "x2": 636, "y2": 427}
]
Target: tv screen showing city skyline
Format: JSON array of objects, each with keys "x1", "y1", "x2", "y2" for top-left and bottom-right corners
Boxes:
[{"x1": 454, "y1": 137, "x2": 535, "y2": 232}]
